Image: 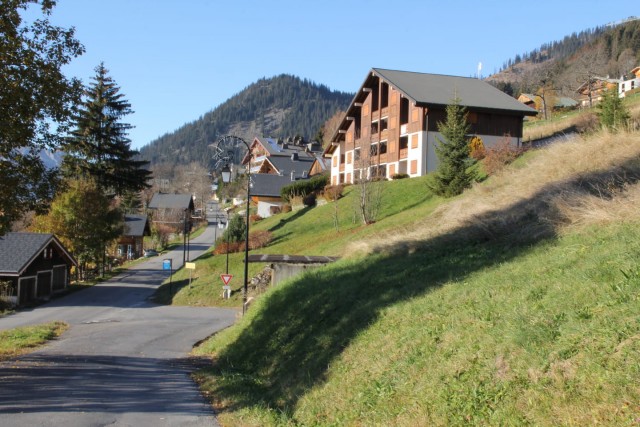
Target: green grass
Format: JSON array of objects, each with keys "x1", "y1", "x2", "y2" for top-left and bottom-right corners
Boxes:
[
  {"x1": 0, "y1": 321, "x2": 68, "y2": 361},
  {"x1": 157, "y1": 175, "x2": 443, "y2": 307},
  {"x1": 186, "y1": 129, "x2": 640, "y2": 425},
  {"x1": 194, "y1": 219, "x2": 640, "y2": 426}
]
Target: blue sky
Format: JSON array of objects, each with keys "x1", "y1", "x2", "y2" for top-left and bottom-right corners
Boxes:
[{"x1": 33, "y1": 0, "x2": 632, "y2": 149}]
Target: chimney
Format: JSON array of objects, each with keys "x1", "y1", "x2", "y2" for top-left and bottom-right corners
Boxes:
[
  {"x1": 291, "y1": 152, "x2": 298, "y2": 161},
  {"x1": 290, "y1": 171, "x2": 295, "y2": 181}
]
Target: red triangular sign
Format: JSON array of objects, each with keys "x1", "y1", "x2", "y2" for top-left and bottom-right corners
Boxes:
[{"x1": 220, "y1": 274, "x2": 233, "y2": 285}]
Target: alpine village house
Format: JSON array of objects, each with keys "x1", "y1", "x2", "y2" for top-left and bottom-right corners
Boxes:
[{"x1": 324, "y1": 68, "x2": 537, "y2": 185}]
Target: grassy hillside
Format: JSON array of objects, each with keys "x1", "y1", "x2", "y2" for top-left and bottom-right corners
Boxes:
[{"x1": 186, "y1": 128, "x2": 640, "y2": 426}]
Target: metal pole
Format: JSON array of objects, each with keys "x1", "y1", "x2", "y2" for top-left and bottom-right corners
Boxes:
[
  {"x1": 226, "y1": 212, "x2": 229, "y2": 275},
  {"x1": 243, "y1": 172, "x2": 250, "y2": 314}
]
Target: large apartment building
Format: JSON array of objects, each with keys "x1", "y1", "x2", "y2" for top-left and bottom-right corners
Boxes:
[{"x1": 324, "y1": 68, "x2": 537, "y2": 185}]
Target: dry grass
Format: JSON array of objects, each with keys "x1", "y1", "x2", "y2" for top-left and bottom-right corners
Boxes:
[{"x1": 348, "y1": 130, "x2": 640, "y2": 257}]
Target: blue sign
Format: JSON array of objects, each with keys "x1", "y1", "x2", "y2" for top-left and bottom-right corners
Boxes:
[{"x1": 163, "y1": 259, "x2": 172, "y2": 271}]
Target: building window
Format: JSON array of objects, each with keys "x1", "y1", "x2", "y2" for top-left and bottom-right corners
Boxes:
[
  {"x1": 380, "y1": 117, "x2": 388, "y2": 132},
  {"x1": 370, "y1": 164, "x2": 387, "y2": 179},
  {"x1": 400, "y1": 97, "x2": 409, "y2": 125},
  {"x1": 371, "y1": 120, "x2": 379, "y2": 134},
  {"x1": 340, "y1": 154, "x2": 345, "y2": 165},
  {"x1": 379, "y1": 140, "x2": 387, "y2": 155},
  {"x1": 370, "y1": 143, "x2": 378, "y2": 157},
  {"x1": 399, "y1": 136, "x2": 409, "y2": 150},
  {"x1": 381, "y1": 82, "x2": 389, "y2": 108},
  {"x1": 354, "y1": 147, "x2": 361, "y2": 162}
]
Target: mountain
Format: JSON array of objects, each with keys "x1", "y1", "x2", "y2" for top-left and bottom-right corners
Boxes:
[
  {"x1": 487, "y1": 17, "x2": 640, "y2": 97},
  {"x1": 138, "y1": 74, "x2": 353, "y2": 170}
]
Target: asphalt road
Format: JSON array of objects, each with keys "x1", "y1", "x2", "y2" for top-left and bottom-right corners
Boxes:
[{"x1": 0, "y1": 205, "x2": 237, "y2": 427}]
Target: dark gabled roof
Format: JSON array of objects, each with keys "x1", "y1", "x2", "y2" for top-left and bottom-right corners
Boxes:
[
  {"x1": 148, "y1": 193, "x2": 194, "y2": 210},
  {"x1": 371, "y1": 68, "x2": 537, "y2": 114},
  {"x1": 267, "y1": 155, "x2": 315, "y2": 176},
  {"x1": 250, "y1": 174, "x2": 299, "y2": 198},
  {"x1": 255, "y1": 137, "x2": 323, "y2": 158},
  {"x1": 0, "y1": 233, "x2": 77, "y2": 276},
  {"x1": 124, "y1": 214, "x2": 151, "y2": 237}
]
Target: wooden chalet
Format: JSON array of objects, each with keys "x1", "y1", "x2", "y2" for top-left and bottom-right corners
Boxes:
[{"x1": 324, "y1": 68, "x2": 537, "y2": 185}]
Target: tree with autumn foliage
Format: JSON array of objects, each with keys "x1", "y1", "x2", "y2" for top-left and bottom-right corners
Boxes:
[
  {"x1": 0, "y1": 0, "x2": 84, "y2": 234},
  {"x1": 31, "y1": 178, "x2": 123, "y2": 279}
]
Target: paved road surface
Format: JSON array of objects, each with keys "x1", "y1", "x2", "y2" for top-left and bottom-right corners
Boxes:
[{"x1": 0, "y1": 206, "x2": 237, "y2": 426}]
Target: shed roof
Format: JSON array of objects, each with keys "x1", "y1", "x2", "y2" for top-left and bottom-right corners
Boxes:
[
  {"x1": 124, "y1": 214, "x2": 151, "y2": 237},
  {"x1": 148, "y1": 193, "x2": 194, "y2": 210},
  {"x1": 0, "y1": 233, "x2": 77, "y2": 276}
]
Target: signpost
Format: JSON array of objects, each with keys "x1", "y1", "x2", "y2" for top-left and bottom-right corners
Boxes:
[
  {"x1": 186, "y1": 262, "x2": 196, "y2": 287},
  {"x1": 221, "y1": 274, "x2": 232, "y2": 299}
]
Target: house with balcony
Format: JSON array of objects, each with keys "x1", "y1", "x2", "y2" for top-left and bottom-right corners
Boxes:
[
  {"x1": 241, "y1": 137, "x2": 328, "y2": 217},
  {"x1": 619, "y1": 66, "x2": 640, "y2": 98},
  {"x1": 324, "y1": 68, "x2": 537, "y2": 185},
  {"x1": 576, "y1": 76, "x2": 620, "y2": 107}
]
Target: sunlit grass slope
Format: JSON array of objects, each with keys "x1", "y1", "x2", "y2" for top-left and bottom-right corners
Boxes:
[{"x1": 193, "y1": 129, "x2": 640, "y2": 426}]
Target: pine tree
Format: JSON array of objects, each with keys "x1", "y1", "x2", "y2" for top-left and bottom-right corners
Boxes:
[
  {"x1": 428, "y1": 97, "x2": 474, "y2": 197},
  {"x1": 597, "y1": 88, "x2": 630, "y2": 132},
  {"x1": 63, "y1": 63, "x2": 151, "y2": 196}
]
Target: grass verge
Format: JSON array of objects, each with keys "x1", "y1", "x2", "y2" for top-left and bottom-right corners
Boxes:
[{"x1": 0, "y1": 321, "x2": 68, "y2": 361}]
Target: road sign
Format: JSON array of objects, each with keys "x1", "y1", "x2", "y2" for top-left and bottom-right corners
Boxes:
[
  {"x1": 223, "y1": 286, "x2": 230, "y2": 290},
  {"x1": 185, "y1": 262, "x2": 196, "y2": 270},
  {"x1": 220, "y1": 274, "x2": 233, "y2": 285}
]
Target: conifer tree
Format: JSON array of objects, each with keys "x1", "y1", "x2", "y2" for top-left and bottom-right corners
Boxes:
[
  {"x1": 597, "y1": 88, "x2": 630, "y2": 132},
  {"x1": 428, "y1": 97, "x2": 474, "y2": 197},
  {"x1": 63, "y1": 63, "x2": 151, "y2": 196}
]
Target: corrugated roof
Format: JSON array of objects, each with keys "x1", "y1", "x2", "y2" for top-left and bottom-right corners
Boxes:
[
  {"x1": 148, "y1": 193, "x2": 194, "y2": 210},
  {"x1": 0, "y1": 233, "x2": 77, "y2": 275},
  {"x1": 372, "y1": 68, "x2": 537, "y2": 115}
]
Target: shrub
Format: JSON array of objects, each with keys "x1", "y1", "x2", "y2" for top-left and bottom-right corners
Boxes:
[
  {"x1": 391, "y1": 173, "x2": 410, "y2": 180},
  {"x1": 282, "y1": 204, "x2": 292, "y2": 213},
  {"x1": 249, "y1": 214, "x2": 263, "y2": 223},
  {"x1": 303, "y1": 193, "x2": 316, "y2": 207},
  {"x1": 249, "y1": 230, "x2": 273, "y2": 250},
  {"x1": 323, "y1": 184, "x2": 344, "y2": 201},
  {"x1": 213, "y1": 241, "x2": 244, "y2": 255},
  {"x1": 483, "y1": 136, "x2": 525, "y2": 175},
  {"x1": 469, "y1": 136, "x2": 486, "y2": 160},
  {"x1": 574, "y1": 112, "x2": 599, "y2": 134},
  {"x1": 280, "y1": 174, "x2": 329, "y2": 202}
]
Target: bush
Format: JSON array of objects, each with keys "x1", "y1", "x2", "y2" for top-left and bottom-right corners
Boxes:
[
  {"x1": 483, "y1": 137, "x2": 525, "y2": 175},
  {"x1": 574, "y1": 112, "x2": 599, "y2": 134},
  {"x1": 303, "y1": 193, "x2": 316, "y2": 207},
  {"x1": 323, "y1": 184, "x2": 344, "y2": 201},
  {"x1": 280, "y1": 174, "x2": 329, "y2": 202},
  {"x1": 249, "y1": 230, "x2": 273, "y2": 250},
  {"x1": 249, "y1": 214, "x2": 263, "y2": 223},
  {"x1": 213, "y1": 230, "x2": 273, "y2": 254},
  {"x1": 391, "y1": 173, "x2": 410, "y2": 180},
  {"x1": 223, "y1": 214, "x2": 246, "y2": 243},
  {"x1": 282, "y1": 204, "x2": 292, "y2": 213},
  {"x1": 469, "y1": 136, "x2": 486, "y2": 160}
]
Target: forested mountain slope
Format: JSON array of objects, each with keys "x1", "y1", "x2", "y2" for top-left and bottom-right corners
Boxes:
[
  {"x1": 138, "y1": 74, "x2": 353, "y2": 169},
  {"x1": 488, "y1": 18, "x2": 640, "y2": 97}
]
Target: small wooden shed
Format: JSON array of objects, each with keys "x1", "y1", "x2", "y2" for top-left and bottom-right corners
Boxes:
[{"x1": 0, "y1": 233, "x2": 77, "y2": 306}]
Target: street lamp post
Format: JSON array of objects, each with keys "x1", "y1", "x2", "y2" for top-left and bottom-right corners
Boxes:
[{"x1": 217, "y1": 136, "x2": 251, "y2": 314}]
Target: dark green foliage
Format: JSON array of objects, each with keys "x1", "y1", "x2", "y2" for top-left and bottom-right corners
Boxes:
[
  {"x1": 597, "y1": 89, "x2": 630, "y2": 131},
  {"x1": 0, "y1": 0, "x2": 84, "y2": 234},
  {"x1": 428, "y1": 98, "x2": 475, "y2": 197},
  {"x1": 62, "y1": 63, "x2": 152, "y2": 196},
  {"x1": 280, "y1": 174, "x2": 329, "y2": 202},
  {"x1": 223, "y1": 213, "x2": 247, "y2": 244},
  {"x1": 139, "y1": 75, "x2": 353, "y2": 169},
  {"x1": 391, "y1": 173, "x2": 410, "y2": 180}
]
